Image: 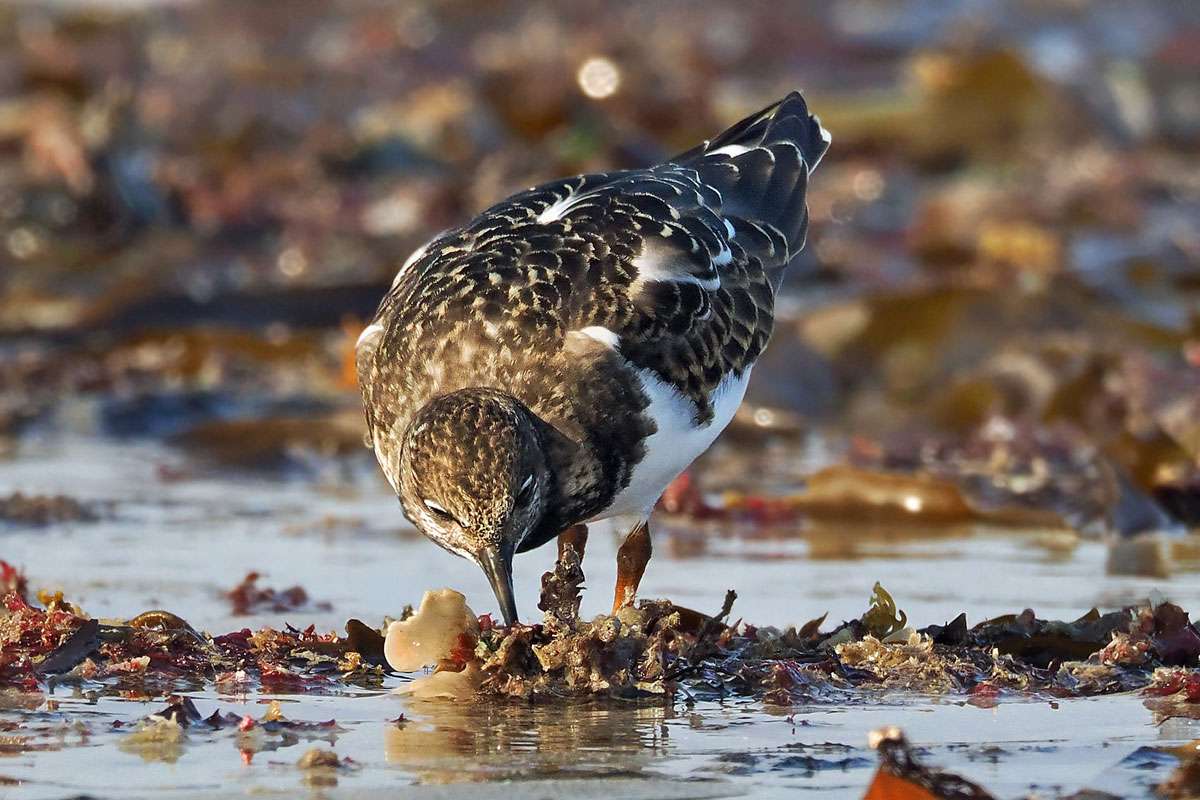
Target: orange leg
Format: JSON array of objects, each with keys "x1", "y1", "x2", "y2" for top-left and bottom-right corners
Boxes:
[
  {"x1": 613, "y1": 521, "x2": 652, "y2": 613},
  {"x1": 557, "y1": 524, "x2": 589, "y2": 564}
]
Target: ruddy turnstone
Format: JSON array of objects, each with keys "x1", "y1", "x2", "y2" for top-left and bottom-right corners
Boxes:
[{"x1": 358, "y1": 91, "x2": 829, "y2": 625}]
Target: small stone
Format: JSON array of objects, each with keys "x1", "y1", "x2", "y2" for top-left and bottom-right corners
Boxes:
[{"x1": 297, "y1": 747, "x2": 341, "y2": 769}]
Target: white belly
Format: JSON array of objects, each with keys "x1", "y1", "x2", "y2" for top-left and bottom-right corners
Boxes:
[{"x1": 592, "y1": 366, "x2": 751, "y2": 521}]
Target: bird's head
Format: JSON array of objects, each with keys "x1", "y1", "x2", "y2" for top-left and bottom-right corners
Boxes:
[{"x1": 396, "y1": 388, "x2": 550, "y2": 626}]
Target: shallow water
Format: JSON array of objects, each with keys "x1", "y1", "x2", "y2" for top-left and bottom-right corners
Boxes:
[
  {"x1": 3, "y1": 681, "x2": 1196, "y2": 798},
  {"x1": 6, "y1": 439, "x2": 1198, "y2": 632},
  {"x1": 2, "y1": 438, "x2": 1199, "y2": 798}
]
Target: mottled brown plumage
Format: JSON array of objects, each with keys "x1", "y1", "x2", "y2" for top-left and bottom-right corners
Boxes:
[{"x1": 358, "y1": 92, "x2": 829, "y2": 624}]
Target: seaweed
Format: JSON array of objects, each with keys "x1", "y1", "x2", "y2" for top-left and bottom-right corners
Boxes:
[
  {"x1": 861, "y1": 583, "x2": 908, "y2": 640},
  {"x1": 1, "y1": 560, "x2": 1198, "y2": 706},
  {"x1": 226, "y1": 572, "x2": 332, "y2": 616},
  {"x1": 372, "y1": 555, "x2": 1200, "y2": 704}
]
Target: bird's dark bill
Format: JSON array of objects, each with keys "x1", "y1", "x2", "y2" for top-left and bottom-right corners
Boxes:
[{"x1": 479, "y1": 546, "x2": 518, "y2": 626}]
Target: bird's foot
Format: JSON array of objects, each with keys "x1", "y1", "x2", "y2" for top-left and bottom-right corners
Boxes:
[{"x1": 612, "y1": 520, "x2": 652, "y2": 614}]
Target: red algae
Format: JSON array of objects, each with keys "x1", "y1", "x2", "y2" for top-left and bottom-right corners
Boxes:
[
  {"x1": 225, "y1": 572, "x2": 332, "y2": 616},
  {"x1": 2, "y1": 556, "x2": 1199, "y2": 705},
  {"x1": 0, "y1": 590, "x2": 87, "y2": 691}
]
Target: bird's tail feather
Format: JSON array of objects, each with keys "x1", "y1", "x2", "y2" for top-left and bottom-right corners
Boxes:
[{"x1": 672, "y1": 91, "x2": 829, "y2": 262}]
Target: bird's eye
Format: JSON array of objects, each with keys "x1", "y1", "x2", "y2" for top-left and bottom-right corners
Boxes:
[
  {"x1": 423, "y1": 499, "x2": 457, "y2": 524},
  {"x1": 515, "y1": 474, "x2": 535, "y2": 507}
]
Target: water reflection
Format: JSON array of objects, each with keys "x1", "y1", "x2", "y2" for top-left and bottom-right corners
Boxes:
[
  {"x1": 804, "y1": 520, "x2": 972, "y2": 561},
  {"x1": 385, "y1": 697, "x2": 673, "y2": 783},
  {"x1": 661, "y1": 518, "x2": 1079, "y2": 563}
]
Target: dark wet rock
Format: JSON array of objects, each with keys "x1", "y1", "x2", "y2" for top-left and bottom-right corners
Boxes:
[
  {"x1": 783, "y1": 741, "x2": 857, "y2": 753},
  {"x1": 344, "y1": 619, "x2": 386, "y2": 666},
  {"x1": 717, "y1": 752, "x2": 758, "y2": 765},
  {"x1": 34, "y1": 618, "x2": 98, "y2": 675},
  {"x1": 921, "y1": 613, "x2": 969, "y2": 647},
  {"x1": 771, "y1": 753, "x2": 872, "y2": 772},
  {"x1": 150, "y1": 697, "x2": 203, "y2": 727},
  {"x1": 712, "y1": 751, "x2": 758, "y2": 776}
]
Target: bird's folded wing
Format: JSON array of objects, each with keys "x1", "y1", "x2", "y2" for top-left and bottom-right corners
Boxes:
[{"x1": 358, "y1": 92, "x2": 829, "y2": 426}]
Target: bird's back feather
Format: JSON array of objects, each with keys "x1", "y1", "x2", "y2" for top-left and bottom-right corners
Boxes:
[{"x1": 672, "y1": 91, "x2": 830, "y2": 283}]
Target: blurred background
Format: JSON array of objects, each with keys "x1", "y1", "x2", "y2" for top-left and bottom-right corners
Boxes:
[{"x1": 0, "y1": 0, "x2": 1198, "y2": 617}]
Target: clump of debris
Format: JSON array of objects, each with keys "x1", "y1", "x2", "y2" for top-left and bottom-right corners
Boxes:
[
  {"x1": 3, "y1": 554, "x2": 1200, "y2": 705},
  {"x1": 0, "y1": 564, "x2": 387, "y2": 694},
  {"x1": 384, "y1": 547, "x2": 1200, "y2": 704},
  {"x1": 0, "y1": 492, "x2": 98, "y2": 527}
]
